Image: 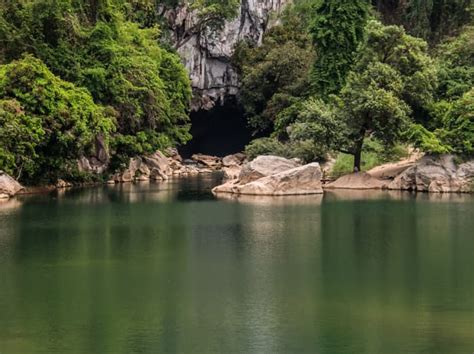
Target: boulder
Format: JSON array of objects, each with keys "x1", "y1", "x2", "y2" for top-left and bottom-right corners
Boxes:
[
  {"x1": 150, "y1": 168, "x2": 168, "y2": 181},
  {"x1": 169, "y1": 159, "x2": 184, "y2": 171},
  {"x1": 388, "y1": 155, "x2": 474, "y2": 193},
  {"x1": 165, "y1": 147, "x2": 183, "y2": 162},
  {"x1": 222, "y1": 165, "x2": 242, "y2": 181},
  {"x1": 367, "y1": 160, "x2": 415, "y2": 180},
  {"x1": 239, "y1": 155, "x2": 301, "y2": 184},
  {"x1": 55, "y1": 179, "x2": 73, "y2": 189},
  {"x1": 325, "y1": 172, "x2": 388, "y2": 190},
  {"x1": 94, "y1": 134, "x2": 109, "y2": 165},
  {"x1": 77, "y1": 134, "x2": 110, "y2": 175},
  {"x1": 191, "y1": 154, "x2": 222, "y2": 169},
  {"x1": 142, "y1": 151, "x2": 172, "y2": 176},
  {"x1": 214, "y1": 163, "x2": 323, "y2": 196},
  {"x1": 77, "y1": 156, "x2": 108, "y2": 175},
  {"x1": 112, "y1": 151, "x2": 173, "y2": 183},
  {"x1": 0, "y1": 171, "x2": 24, "y2": 198},
  {"x1": 222, "y1": 153, "x2": 246, "y2": 167}
]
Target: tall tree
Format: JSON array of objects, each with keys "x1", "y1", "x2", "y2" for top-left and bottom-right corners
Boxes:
[{"x1": 338, "y1": 20, "x2": 437, "y2": 171}]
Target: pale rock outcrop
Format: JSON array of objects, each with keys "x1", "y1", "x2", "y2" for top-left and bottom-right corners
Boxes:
[
  {"x1": 165, "y1": 148, "x2": 183, "y2": 163},
  {"x1": 0, "y1": 171, "x2": 24, "y2": 199},
  {"x1": 143, "y1": 151, "x2": 173, "y2": 177},
  {"x1": 239, "y1": 155, "x2": 301, "y2": 184},
  {"x1": 223, "y1": 165, "x2": 243, "y2": 180},
  {"x1": 113, "y1": 151, "x2": 172, "y2": 183},
  {"x1": 368, "y1": 149, "x2": 423, "y2": 179},
  {"x1": 235, "y1": 163, "x2": 323, "y2": 195},
  {"x1": 222, "y1": 152, "x2": 247, "y2": 167},
  {"x1": 388, "y1": 155, "x2": 474, "y2": 193},
  {"x1": 214, "y1": 162, "x2": 323, "y2": 196},
  {"x1": 111, "y1": 150, "x2": 228, "y2": 183},
  {"x1": 77, "y1": 135, "x2": 109, "y2": 174},
  {"x1": 222, "y1": 153, "x2": 247, "y2": 180},
  {"x1": 191, "y1": 154, "x2": 222, "y2": 169},
  {"x1": 55, "y1": 179, "x2": 73, "y2": 189},
  {"x1": 325, "y1": 172, "x2": 389, "y2": 190},
  {"x1": 161, "y1": 0, "x2": 290, "y2": 109}
]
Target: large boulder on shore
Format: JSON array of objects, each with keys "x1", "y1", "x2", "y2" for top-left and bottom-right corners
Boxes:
[
  {"x1": 325, "y1": 172, "x2": 389, "y2": 190},
  {"x1": 388, "y1": 155, "x2": 474, "y2": 193},
  {"x1": 112, "y1": 151, "x2": 172, "y2": 183},
  {"x1": 221, "y1": 153, "x2": 247, "y2": 181},
  {"x1": 0, "y1": 171, "x2": 24, "y2": 199},
  {"x1": 239, "y1": 155, "x2": 301, "y2": 184},
  {"x1": 213, "y1": 161, "x2": 323, "y2": 196}
]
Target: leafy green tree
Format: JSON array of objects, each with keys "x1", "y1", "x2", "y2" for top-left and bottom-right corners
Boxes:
[
  {"x1": 337, "y1": 20, "x2": 437, "y2": 171},
  {"x1": 416, "y1": 88, "x2": 474, "y2": 155},
  {"x1": 406, "y1": 26, "x2": 474, "y2": 156},
  {"x1": 0, "y1": 56, "x2": 115, "y2": 183},
  {"x1": 310, "y1": 0, "x2": 370, "y2": 97},
  {"x1": 440, "y1": 88, "x2": 474, "y2": 154},
  {"x1": 0, "y1": 99, "x2": 44, "y2": 179},
  {"x1": 435, "y1": 26, "x2": 474, "y2": 100}
]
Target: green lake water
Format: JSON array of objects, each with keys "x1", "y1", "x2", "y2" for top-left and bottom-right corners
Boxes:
[{"x1": 0, "y1": 175, "x2": 473, "y2": 353}]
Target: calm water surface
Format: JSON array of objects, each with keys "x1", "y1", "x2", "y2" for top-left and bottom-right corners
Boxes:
[{"x1": 0, "y1": 175, "x2": 473, "y2": 353}]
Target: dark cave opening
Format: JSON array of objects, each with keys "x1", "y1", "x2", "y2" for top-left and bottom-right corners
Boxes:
[{"x1": 179, "y1": 99, "x2": 253, "y2": 158}]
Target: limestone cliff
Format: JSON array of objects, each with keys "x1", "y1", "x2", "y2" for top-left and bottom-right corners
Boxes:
[{"x1": 160, "y1": 0, "x2": 290, "y2": 110}]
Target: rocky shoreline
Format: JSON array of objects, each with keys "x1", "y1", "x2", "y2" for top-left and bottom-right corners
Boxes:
[
  {"x1": 0, "y1": 151, "x2": 248, "y2": 199},
  {"x1": 1, "y1": 153, "x2": 473, "y2": 200},
  {"x1": 212, "y1": 154, "x2": 474, "y2": 197}
]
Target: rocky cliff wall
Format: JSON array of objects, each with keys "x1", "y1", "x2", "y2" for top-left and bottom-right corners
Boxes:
[{"x1": 161, "y1": 0, "x2": 290, "y2": 110}]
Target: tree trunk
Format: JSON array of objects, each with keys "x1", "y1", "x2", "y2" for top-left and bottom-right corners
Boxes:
[
  {"x1": 353, "y1": 147, "x2": 362, "y2": 172},
  {"x1": 353, "y1": 137, "x2": 364, "y2": 172}
]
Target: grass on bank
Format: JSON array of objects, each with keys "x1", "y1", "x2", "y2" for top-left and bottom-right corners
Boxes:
[{"x1": 330, "y1": 139, "x2": 409, "y2": 178}]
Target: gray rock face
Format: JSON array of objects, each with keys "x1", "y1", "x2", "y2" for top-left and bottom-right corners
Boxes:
[
  {"x1": 113, "y1": 151, "x2": 172, "y2": 183},
  {"x1": 77, "y1": 135, "x2": 110, "y2": 175},
  {"x1": 0, "y1": 171, "x2": 24, "y2": 199},
  {"x1": 239, "y1": 155, "x2": 301, "y2": 184},
  {"x1": 213, "y1": 162, "x2": 323, "y2": 196},
  {"x1": 162, "y1": 0, "x2": 290, "y2": 109},
  {"x1": 236, "y1": 163, "x2": 323, "y2": 195},
  {"x1": 222, "y1": 153, "x2": 247, "y2": 167},
  {"x1": 388, "y1": 155, "x2": 474, "y2": 193},
  {"x1": 110, "y1": 150, "x2": 227, "y2": 183}
]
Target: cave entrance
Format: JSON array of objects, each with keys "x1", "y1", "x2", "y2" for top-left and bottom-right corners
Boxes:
[{"x1": 179, "y1": 99, "x2": 253, "y2": 158}]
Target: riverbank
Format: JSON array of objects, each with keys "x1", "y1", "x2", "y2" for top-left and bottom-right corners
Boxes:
[
  {"x1": 2, "y1": 152, "x2": 473, "y2": 200},
  {"x1": 0, "y1": 151, "x2": 247, "y2": 199},
  {"x1": 212, "y1": 154, "x2": 474, "y2": 196}
]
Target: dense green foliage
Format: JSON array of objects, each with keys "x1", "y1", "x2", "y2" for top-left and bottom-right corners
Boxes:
[
  {"x1": 238, "y1": 0, "x2": 473, "y2": 171},
  {"x1": 310, "y1": 0, "x2": 370, "y2": 96},
  {"x1": 373, "y1": 0, "x2": 472, "y2": 43},
  {"x1": 0, "y1": 56, "x2": 114, "y2": 182},
  {"x1": 335, "y1": 20, "x2": 437, "y2": 169},
  {"x1": 0, "y1": 0, "x2": 472, "y2": 183},
  {"x1": 0, "y1": 0, "x2": 194, "y2": 182},
  {"x1": 233, "y1": 5, "x2": 314, "y2": 134}
]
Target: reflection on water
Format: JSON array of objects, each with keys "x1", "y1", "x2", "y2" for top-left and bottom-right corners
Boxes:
[{"x1": 0, "y1": 175, "x2": 473, "y2": 353}]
